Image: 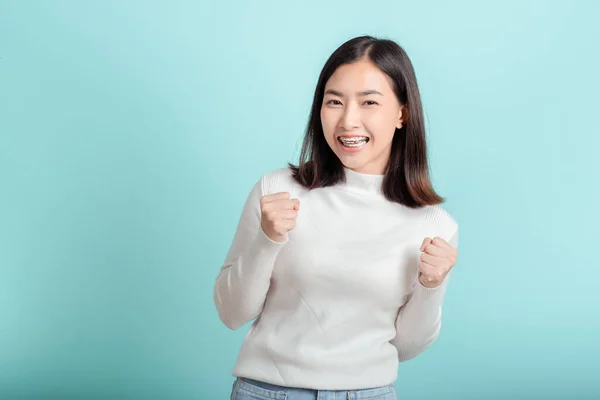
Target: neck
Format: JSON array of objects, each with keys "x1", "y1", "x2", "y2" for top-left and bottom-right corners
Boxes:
[{"x1": 341, "y1": 167, "x2": 385, "y2": 195}]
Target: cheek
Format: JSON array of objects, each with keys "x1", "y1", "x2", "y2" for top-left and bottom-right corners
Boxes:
[
  {"x1": 320, "y1": 110, "x2": 336, "y2": 134},
  {"x1": 364, "y1": 115, "x2": 396, "y2": 140}
]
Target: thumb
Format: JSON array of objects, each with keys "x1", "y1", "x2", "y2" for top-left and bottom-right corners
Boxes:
[{"x1": 420, "y1": 237, "x2": 432, "y2": 252}]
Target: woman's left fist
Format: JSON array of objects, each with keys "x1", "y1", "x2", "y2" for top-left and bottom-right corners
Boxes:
[{"x1": 418, "y1": 237, "x2": 458, "y2": 288}]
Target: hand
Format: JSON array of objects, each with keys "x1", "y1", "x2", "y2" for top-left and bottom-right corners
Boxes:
[
  {"x1": 260, "y1": 192, "x2": 300, "y2": 243},
  {"x1": 418, "y1": 237, "x2": 458, "y2": 288}
]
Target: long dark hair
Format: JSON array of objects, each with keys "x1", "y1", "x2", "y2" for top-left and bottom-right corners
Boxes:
[{"x1": 288, "y1": 35, "x2": 444, "y2": 208}]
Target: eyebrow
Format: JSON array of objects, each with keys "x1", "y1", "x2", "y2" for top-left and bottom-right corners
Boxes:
[{"x1": 324, "y1": 89, "x2": 383, "y2": 97}]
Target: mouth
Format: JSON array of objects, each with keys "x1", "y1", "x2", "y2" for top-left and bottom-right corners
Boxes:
[{"x1": 337, "y1": 136, "x2": 370, "y2": 148}]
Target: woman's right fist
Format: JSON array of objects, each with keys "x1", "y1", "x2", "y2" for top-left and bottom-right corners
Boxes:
[{"x1": 260, "y1": 192, "x2": 300, "y2": 243}]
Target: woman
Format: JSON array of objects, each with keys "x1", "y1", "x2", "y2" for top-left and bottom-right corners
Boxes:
[{"x1": 214, "y1": 35, "x2": 459, "y2": 400}]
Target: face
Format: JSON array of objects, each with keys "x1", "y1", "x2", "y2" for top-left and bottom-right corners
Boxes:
[{"x1": 320, "y1": 58, "x2": 405, "y2": 175}]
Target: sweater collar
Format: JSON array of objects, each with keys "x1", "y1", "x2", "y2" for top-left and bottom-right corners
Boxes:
[{"x1": 342, "y1": 167, "x2": 385, "y2": 195}]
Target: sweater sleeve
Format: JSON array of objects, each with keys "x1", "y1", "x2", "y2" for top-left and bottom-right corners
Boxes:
[
  {"x1": 390, "y1": 229, "x2": 459, "y2": 362},
  {"x1": 213, "y1": 178, "x2": 288, "y2": 330}
]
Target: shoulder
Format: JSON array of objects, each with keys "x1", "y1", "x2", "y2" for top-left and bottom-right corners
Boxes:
[
  {"x1": 258, "y1": 167, "x2": 299, "y2": 197},
  {"x1": 421, "y1": 204, "x2": 458, "y2": 242}
]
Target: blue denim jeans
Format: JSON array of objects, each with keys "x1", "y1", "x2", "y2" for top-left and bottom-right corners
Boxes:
[{"x1": 230, "y1": 377, "x2": 397, "y2": 400}]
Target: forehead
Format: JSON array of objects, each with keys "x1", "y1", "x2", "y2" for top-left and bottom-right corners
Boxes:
[{"x1": 325, "y1": 60, "x2": 394, "y2": 93}]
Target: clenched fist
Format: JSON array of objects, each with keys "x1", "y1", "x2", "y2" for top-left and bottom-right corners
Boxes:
[
  {"x1": 418, "y1": 237, "x2": 458, "y2": 288},
  {"x1": 260, "y1": 192, "x2": 300, "y2": 243}
]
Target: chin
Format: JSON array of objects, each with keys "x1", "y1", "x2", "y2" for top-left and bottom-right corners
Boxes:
[{"x1": 338, "y1": 157, "x2": 367, "y2": 170}]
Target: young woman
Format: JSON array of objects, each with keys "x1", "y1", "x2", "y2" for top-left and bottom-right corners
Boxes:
[{"x1": 214, "y1": 35, "x2": 459, "y2": 400}]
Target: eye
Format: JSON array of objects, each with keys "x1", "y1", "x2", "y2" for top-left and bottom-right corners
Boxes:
[
  {"x1": 364, "y1": 100, "x2": 378, "y2": 106},
  {"x1": 326, "y1": 99, "x2": 342, "y2": 105}
]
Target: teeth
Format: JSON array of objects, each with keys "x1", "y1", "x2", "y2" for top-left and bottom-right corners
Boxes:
[{"x1": 338, "y1": 137, "x2": 368, "y2": 147}]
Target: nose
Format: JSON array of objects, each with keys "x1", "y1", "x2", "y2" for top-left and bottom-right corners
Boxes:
[{"x1": 340, "y1": 103, "x2": 360, "y2": 131}]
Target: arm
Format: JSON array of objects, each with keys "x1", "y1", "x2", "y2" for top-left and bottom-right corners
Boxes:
[
  {"x1": 390, "y1": 230, "x2": 459, "y2": 361},
  {"x1": 213, "y1": 179, "x2": 287, "y2": 330}
]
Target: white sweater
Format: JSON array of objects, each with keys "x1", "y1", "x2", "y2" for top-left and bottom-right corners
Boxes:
[{"x1": 214, "y1": 167, "x2": 459, "y2": 390}]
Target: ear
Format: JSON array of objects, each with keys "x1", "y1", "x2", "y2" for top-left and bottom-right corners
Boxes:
[{"x1": 396, "y1": 106, "x2": 407, "y2": 129}]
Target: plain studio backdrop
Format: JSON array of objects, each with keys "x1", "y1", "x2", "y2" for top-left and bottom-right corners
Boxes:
[{"x1": 1, "y1": 1, "x2": 598, "y2": 399}]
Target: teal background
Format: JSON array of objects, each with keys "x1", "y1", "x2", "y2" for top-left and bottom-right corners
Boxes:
[{"x1": 1, "y1": 0, "x2": 598, "y2": 398}]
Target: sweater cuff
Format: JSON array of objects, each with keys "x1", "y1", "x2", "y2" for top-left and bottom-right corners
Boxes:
[
  {"x1": 412, "y1": 273, "x2": 450, "y2": 306},
  {"x1": 241, "y1": 228, "x2": 288, "y2": 277},
  {"x1": 256, "y1": 227, "x2": 289, "y2": 247}
]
